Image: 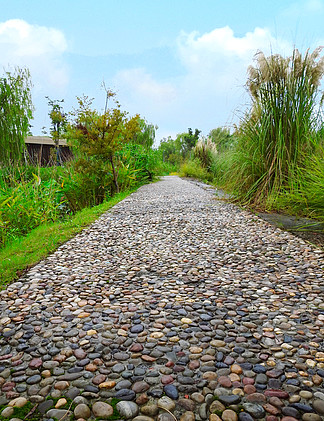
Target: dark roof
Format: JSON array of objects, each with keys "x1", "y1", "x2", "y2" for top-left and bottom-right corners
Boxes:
[{"x1": 25, "y1": 136, "x2": 68, "y2": 146}]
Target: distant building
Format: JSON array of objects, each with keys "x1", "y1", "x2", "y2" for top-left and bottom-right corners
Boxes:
[{"x1": 25, "y1": 136, "x2": 73, "y2": 166}]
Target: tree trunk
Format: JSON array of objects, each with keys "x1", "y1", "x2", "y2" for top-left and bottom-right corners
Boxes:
[{"x1": 110, "y1": 155, "x2": 119, "y2": 193}]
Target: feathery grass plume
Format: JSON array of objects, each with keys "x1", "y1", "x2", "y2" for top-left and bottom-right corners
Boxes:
[
  {"x1": 193, "y1": 136, "x2": 217, "y2": 169},
  {"x1": 231, "y1": 47, "x2": 324, "y2": 208}
]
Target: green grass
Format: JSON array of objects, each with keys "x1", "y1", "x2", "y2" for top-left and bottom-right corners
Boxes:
[
  {"x1": 179, "y1": 159, "x2": 213, "y2": 182},
  {"x1": 0, "y1": 188, "x2": 137, "y2": 288},
  {"x1": 229, "y1": 48, "x2": 324, "y2": 209}
]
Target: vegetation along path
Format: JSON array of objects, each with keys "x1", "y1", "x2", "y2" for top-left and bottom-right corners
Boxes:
[{"x1": 0, "y1": 176, "x2": 323, "y2": 421}]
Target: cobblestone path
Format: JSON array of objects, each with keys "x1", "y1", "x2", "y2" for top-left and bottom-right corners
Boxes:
[{"x1": 0, "y1": 176, "x2": 323, "y2": 421}]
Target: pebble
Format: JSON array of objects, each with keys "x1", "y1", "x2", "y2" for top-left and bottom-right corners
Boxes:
[
  {"x1": 92, "y1": 401, "x2": 114, "y2": 418},
  {"x1": 0, "y1": 176, "x2": 323, "y2": 420},
  {"x1": 116, "y1": 401, "x2": 139, "y2": 419},
  {"x1": 222, "y1": 409, "x2": 238, "y2": 421},
  {"x1": 74, "y1": 403, "x2": 91, "y2": 419}
]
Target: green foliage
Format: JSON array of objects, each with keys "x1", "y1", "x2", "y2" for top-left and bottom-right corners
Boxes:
[
  {"x1": 209, "y1": 149, "x2": 235, "y2": 188},
  {"x1": 209, "y1": 127, "x2": 236, "y2": 152},
  {"x1": 117, "y1": 143, "x2": 156, "y2": 190},
  {"x1": 0, "y1": 166, "x2": 65, "y2": 248},
  {"x1": 67, "y1": 92, "x2": 140, "y2": 197},
  {"x1": 274, "y1": 146, "x2": 324, "y2": 219},
  {"x1": 232, "y1": 48, "x2": 324, "y2": 207},
  {"x1": 193, "y1": 136, "x2": 217, "y2": 169},
  {"x1": 0, "y1": 67, "x2": 33, "y2": 166},
  {"x1": 132, "y1": 118, "x2": 157, "y2": 149},
  {"x1": 157, "y1": 128, "x2": 201, "y2": 170},
  {"x1": 179, "y1": 159, "x2": 213, "y2": 182},
  {"x1": 179, "y1": 128, "x2": 201, "y2": 157},
  {"x1": 158, "y1": 136, "x2": 183, "y2": 166},
  {"x1": 46, "y1": 97, "x2": 67, "y2": 165}
]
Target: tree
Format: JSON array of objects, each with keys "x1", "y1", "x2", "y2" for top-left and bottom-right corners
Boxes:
[
  {"x1": 46, "y1": 97, "x2": 67, "y2": 165},
  {"x1": 0, "y1": 67, "x2": 33, "y2": 166},
  {"x1": 132, "y1": 118, "x2": 157, "y2": 149},
  {"x1": 67, "y1": 91, "x2": 140, "y2": 194},
  {"x1": 177, "y1": 128, "x2": 201, "y2": 157},
  {"x1": 209, "y1": 127, "x2": 234, "y2": 152}
]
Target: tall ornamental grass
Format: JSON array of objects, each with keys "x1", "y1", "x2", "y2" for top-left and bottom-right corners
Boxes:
[
  {"x1": 231, "y1": 48, "x2": 324, "y2": 208},
  {"x1": 193, "y1": 137, "x2": 217, "y2": 169}
]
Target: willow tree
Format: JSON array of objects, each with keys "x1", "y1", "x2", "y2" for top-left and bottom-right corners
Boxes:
[{"x1": 0, "y1": 68, "x2": 33, "y2": 166}]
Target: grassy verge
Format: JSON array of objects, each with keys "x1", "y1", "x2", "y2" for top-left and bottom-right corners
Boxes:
[{"x1": 0, "y1": 188, "x2": 138, "y2": 288}]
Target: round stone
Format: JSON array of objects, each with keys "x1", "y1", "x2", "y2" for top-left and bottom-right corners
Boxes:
[
  {"x1": 302, "y1": 415, "x2": 321, "y2": 421},
  {"x1": 157, "y1": 396, "x2": 175, "y2": 411},
  {"x1": 116, "y1": 401, "x2": 139, "y2": 419},
  {"x1": 164, "y1": 384, "x2": 179, "y2": 399},
  {"x1": 242, "y1": 403, "x2": 265, "y2": 419},
  {"x1": 1, "y1": 407, "x2": 14, "y2": 417},
  {"x1": 74, "y1": 404, "x2": 91, "y2": 419},
  {"x1": 8, "y1": 397, "x2": 28, "y2": 408},
  {"x1": 179, "y1": 411, "x2": 195, "y2": 421},
  {"x1": 312, "y1": 399, "x2": 324, "y2": 415},
  {"x1": 92, "y1": 402, "x2": 114, "y2": 418},
  {"x1": 222, "y1": 409, "x2": 238, "y2": 421}
]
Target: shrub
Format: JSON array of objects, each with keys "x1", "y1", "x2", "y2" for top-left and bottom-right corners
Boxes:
[
  {"x1": 232, "y1": 48, "x2": 324, "y2": 207},
  {"x1": 179, "y1": 159, "x2": 213, "y2": 182},
  {"x1": 193, "y1": 137, "x2": 217, "y2": 169}
]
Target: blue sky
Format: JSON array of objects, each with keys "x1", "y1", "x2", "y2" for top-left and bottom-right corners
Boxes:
[{"x1": 1, "y1": 0, "x2": 324, "y2": 142}]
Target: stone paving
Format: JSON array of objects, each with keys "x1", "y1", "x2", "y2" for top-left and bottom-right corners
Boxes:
[{"x1": 0, "y1": 176, "x2": 323, "y2": 421}]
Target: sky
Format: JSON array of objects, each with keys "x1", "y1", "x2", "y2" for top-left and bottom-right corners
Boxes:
[{"x1": 1, "y1": 0, "x2": 324, "y2": 143}]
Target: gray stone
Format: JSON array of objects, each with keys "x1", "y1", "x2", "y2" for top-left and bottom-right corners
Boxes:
[
  {"x1": 74, "y1": 403, "x2": 91, "y2": 419},
  {"x1": 92, "y1": 401, "x2": 114, "y2": 418},
  {"x1": 313, "y1": 399, "x2": 324, "y2": 415},
  {"x1": 116, "y1": 401, "x2": 139, "y2": 419},
  {"x1": 242, "y1": 403, "x2": 265, "y2": 419}
]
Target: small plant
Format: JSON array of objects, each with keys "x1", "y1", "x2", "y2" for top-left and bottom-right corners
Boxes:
[{"x1": 193, "y1": 136, "x2": 217, "y2": 169}]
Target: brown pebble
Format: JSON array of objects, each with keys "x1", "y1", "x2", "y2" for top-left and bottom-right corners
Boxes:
[
  {"x1": 231, "y1": 364, "x2": 243, "y2": 374},
  {"x1": 246, "y1": 393, "x2": 266, "y2": 403},
  {"x1": 263, "y1": 403, "x2": 281, "y2": 415},
  {"x1": 244, "y1": 384, "x2": 256, "y2": 394},
  {"x1": 54, "y1": 381, "x2": 69, "y2": 391},
  {"x1": 178, "y1": 398, "x2": 196, "y2": 412},
  {"x1": 217, "y1": 376, "x2": 232, "y2": 388},
  {"x1": 136, "y1": 393, "x2": 149, "y2": 405},
  {"x1": 92, "y1": 374, "x2": 106, "y2": 385},
  {"x1": 85, "y1": 363, "x2": 97, "y2": 372},
  {"x1": 269, "y1": 397, "x2": 283, "y2": 408}
]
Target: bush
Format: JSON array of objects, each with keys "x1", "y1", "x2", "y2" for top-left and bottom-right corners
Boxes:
[
  {"x1": 0, "y1": 168, "x2": 64, "y2": 247},
  {"x1": 230, "y1": 48, "x2": 324, "y2": 208},
  {"x1": 179, "y1": 159, "x2": 213, "y2": 182},
  {"x1": 193, "y1": 137, "x2": 217, "y2": 169}
]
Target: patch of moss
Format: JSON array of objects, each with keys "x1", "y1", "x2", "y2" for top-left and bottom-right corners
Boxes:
[
  {"x1": 0, "y1": 401, "x2": 39, "y2": 421},
  {"x1": 105, "y1": 398, "x2": 123, "y2": 420}
]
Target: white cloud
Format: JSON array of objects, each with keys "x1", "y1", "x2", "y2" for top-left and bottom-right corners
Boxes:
[
  {"x1": 177, "y1": 27, "x2": 291, "y2": 89},
  {"x1": 113, "y1": 26, "x2": 294, "y2": 139},
  {"x1": 0, "y1": 19, "x2": 68, "y2": 91},
  {"x1": 114, "y1": 68, "x2": 176, "y2": 107}
]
